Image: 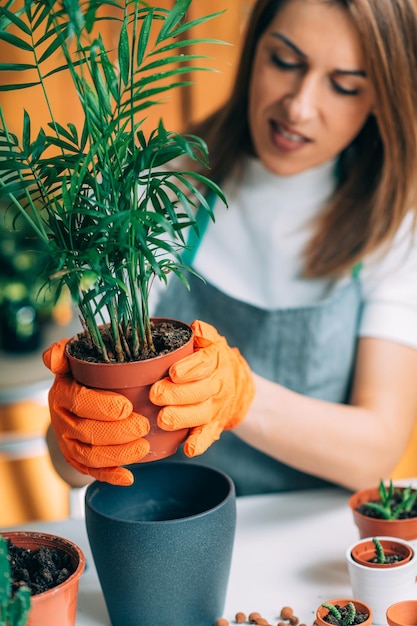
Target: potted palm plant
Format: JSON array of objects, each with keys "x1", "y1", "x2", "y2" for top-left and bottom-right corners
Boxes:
[{"x1": 0, "y1": 0, "x2": 226, "y2": 459}]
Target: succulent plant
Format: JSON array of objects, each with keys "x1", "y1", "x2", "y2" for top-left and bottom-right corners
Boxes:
[{"x1": 0, "y1": 536, "x2": 31, "y2": 626}]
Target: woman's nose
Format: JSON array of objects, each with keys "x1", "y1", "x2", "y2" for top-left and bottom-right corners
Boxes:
[{"x1": 282, "y1": 73, "x2": 319, "y2": 124}]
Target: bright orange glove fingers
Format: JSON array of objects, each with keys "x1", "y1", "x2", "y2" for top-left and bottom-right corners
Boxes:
[
  {"x1": 43, "y1": 338, "x2": 151, "y2": 486},
  {"x1": 55, "y1": 409, "x2": 149, "y2": 445},
  {"x1": 43, "y1": 338, "x2": 72, "y2": 375},
  {"x1": 157, "y1": 402, "x2": 213, "y2": 430},
  {"x1": 52, "y1": 376, "x2": 134, "y2": 422},
  {"x1": 151, "y1": 376, "x2": 220, "y2": 406},
  {"x1": 166, "y1": 342, "x2": 219, "y2": 382},
  {"x1": 150, "y1": 319, "x2": 255, "y2": 456},
  {"x1": 66, "y1": 439, "x2": 150, "y2": 469},
  {"x1": 69, "y1": 460, "x2": 135, "y2": 487},
  {"x1": 183, "y1": 421, "x2": 225, "y2": 457}
]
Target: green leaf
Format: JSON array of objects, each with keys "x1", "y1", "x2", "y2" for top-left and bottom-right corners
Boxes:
[
  {"x1": 0, "y1": 82, "x2": 40, "y2": 91},
  {"x1": 156, "y1": 0, "x2": 191, "y2": 44},
  {"x1": 22, "y1": 110, "x2": 30, "y2": 153},
  {"x1": 0, "y1": 30, "x2": 33, "y2": 51},
  {"x1": 0, "y1": 63, "x2": 36, "y2": 71},
  {"x1": 118, "y1": 18, "x2": 130, "y2": 86},
  {"x1": 0, "y1": 537, "x2": 11, "y2": 606},
  {"x1": 136, "y1": 9, "x2": 153, "y2": 67}
]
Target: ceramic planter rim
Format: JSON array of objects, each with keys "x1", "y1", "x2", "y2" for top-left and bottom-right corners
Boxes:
[
  {"x1": 0, "y1": 530, "x2": 86, "y2": 600},
  {"x1": 346, "y1": 536, "x2": 415, "y2": 571},
  {"x1": 85, "y1": 461, "x2": 236, "y2": 525}
]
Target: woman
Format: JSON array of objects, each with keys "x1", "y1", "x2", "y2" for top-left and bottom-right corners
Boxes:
[{"x1": 45, "y1": 0, "x2": 417, "y2": 495}]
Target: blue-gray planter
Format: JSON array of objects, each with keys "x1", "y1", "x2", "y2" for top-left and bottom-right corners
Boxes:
[{"x1": 85, "y1": 461, "x2": 236, "y2": 626}]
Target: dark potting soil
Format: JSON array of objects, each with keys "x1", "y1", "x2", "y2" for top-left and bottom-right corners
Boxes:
[
  {"x1": 7, "y1": 539, "x2": 75, "y2": 596},
  {"x1": 367, "y1": 553, "x2": 406, "y2": 564},
  {"x1": 68, "y1": 320, "x2": 191, "y2": 364},
  {"x1": 322, "y1": 605, "x2": 369, "y2": 625}
]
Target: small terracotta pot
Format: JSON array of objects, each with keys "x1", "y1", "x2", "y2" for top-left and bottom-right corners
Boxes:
[
  {"x1": 346, "y1": 536, "x2": 417, "y2": 625},
  {"x1": 2, "y1": 531, "x2": 86, "y2": 626},
  {"x1": 315, "y1": 599, "x2": 373, "y2": 626},
  {"x1": 351, "y1": 537, "x2": 414, "y2": 568},
  {"x1": 387, "y1": 600, "x2": 417, "y2": 626},
  {"x1": 66, "y1": 318, "x2": 193, "y2": 462},
  {"x1": 349, "y1": 486, "x2": 417, "y2": 541}
]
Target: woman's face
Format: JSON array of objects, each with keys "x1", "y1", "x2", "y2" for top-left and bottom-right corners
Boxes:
[{"x1": 248, "y1": 0, "x2": 376, "y2": 176}]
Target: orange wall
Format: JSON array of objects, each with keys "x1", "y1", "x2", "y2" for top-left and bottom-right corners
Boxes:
[{"x1": 0, "y1": 1, "x2": 255, "y2": 139}]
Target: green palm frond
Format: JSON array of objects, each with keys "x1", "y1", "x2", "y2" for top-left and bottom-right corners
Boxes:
[{"x1": 0, "y1": 0, "x2": 228, "y2": 361}]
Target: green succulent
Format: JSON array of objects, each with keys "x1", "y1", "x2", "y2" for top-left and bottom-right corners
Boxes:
[
  {"x1": 364, "y1": 480, "x2": 417, "y2": 520},
  {"x1": 322, "y1": 603, "x2": 356, "y2": 626},
  {"x1": 0, "y1": 537, "x2": 31, "y2": 626}
]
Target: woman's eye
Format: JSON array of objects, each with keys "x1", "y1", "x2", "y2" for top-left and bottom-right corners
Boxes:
[
  {"x1": 271, "y1": 53, "x2": 303, "y2": 71},
  {"x1": 332, "y1": 80, "x2": 360, "y2": 96}
]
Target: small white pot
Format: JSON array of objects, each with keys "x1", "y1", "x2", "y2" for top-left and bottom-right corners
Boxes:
[{"x1": 346, "y1": 536, "x2": 417, "y2": 625}]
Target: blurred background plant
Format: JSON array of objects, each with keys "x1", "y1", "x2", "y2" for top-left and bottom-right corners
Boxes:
[{"x1": 0, "y1": 202, "x2": 72, "y2": 353}]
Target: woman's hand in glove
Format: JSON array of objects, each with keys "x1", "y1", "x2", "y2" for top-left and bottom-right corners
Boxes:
[
  {"x1": 43, "y1": 340, "x2": 150, "y2": 486},
  {"x1": 150, "y1": 320, "x2": 255, "y2": 457}
]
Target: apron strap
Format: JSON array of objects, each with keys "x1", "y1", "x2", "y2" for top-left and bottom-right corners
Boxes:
[
  {"x1": 181, "y1": 188, "x2": 218, "y2": 266},
  {"x1": 351, "y1": 261, "x2": 363, "y2": 279}
]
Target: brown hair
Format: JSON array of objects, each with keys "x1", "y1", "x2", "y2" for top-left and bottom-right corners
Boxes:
[{"x1": 188, "y1": 0, "x2": 417, "y2": 277}]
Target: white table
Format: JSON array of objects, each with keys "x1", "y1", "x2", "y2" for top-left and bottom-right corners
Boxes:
[{"x1": 3, "y1": 487, "x2": 366, "y2": 626}]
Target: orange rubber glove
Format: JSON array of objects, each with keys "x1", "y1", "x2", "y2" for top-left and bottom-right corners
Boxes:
[
  {"x1": 42, "y1": 339, "x2": 150, "y2": 486},
  {"x1": 150, "y1": 320, "x2": 255, "y2": 457}
]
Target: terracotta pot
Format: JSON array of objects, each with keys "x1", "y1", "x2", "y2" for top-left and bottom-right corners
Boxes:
[
  {"x1": 349, "y1": 486, "x2": 417, "y2": 541},
  {"x1": 66, "y1": 318, "x2": 193, "y2": 462},
  {"x1": 346, "y1": 537, "x2": 417, "y2": 625},
  {"x1": 2, "y1": 531, "x2": 86, "y2": 626},
  {"x1": 387, "y1": 600, "x2": 417, "y2": 626},
  {"x1": 351, "y1": 537, "x2": 414, "y2": 568},
  {"x1": 315, "y1": 599, "x2": 373, "y2": 626}
]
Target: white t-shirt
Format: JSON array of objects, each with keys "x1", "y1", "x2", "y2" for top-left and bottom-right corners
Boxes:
[{"x1": 187, "y1": 157, "x2": 417, "y2": 349}]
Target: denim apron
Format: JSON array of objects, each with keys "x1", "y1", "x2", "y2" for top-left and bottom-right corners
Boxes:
[{"x1": 154, "y1": 194, "x2": 363, "y2": 495}]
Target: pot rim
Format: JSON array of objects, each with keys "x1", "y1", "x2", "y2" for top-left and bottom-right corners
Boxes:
[
  {"x1": 316, "y1": 598, "x2": 373, "y2": 625},
  {"x1": 346, "y1": 536, "x2": 415, "y2": 570},
  {"x1": 0, "y1": 530, "x2": 86, "y2": 601},
  {"x1": 85, "y1": 461, "x2": 236, "y2": 525},
  {"x1": 386, "y1": 599, "x2": 417, "y2": 626},
  {"x1": 65, "y1": 317, "x2": 193, "y2": 368},
  {"x1": 349, "y1": 486, "x2": 417, "y2": 521}
]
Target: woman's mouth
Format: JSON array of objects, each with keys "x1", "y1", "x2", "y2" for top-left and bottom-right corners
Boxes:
[{"x1": 270, "y1": 120, "x2": 311, "y2": 151}]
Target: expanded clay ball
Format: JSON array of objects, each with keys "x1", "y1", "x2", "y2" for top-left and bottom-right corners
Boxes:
[
  {"x1": 249, "y1": 613, "x2": 262, "y2": 623},
  {"x1": 235, "y1": 613, "x2": 247, "y2": 623},
  {"x1": 280, "y1": 607, "x2": 294, "y2": 620},
  {"x1": 215, "y1": 619, "x2": 229, "y2": 626},
  {"x1": 254, "y1": 619, "x2": 269, "y2": 625},
  {"x1": 289, "y1": 616, "x2": 299, "y2": 625}
]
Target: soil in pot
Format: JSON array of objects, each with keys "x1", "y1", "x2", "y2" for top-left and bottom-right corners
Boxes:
[
  {"x1": 355, "y1": 491, "x2": 417, "y2": 521},
  {"x1": 350, "y1": 538, "x2": 413, "y2": 566},
  {"x1": 67, "y1": 319, "x2": 192, "y2": 363},
  {"x1": 321, "y1": 604, "x2": 370, "y2": 625},
  {"x1": 7, "y1": 538, "x2": 76, "y2": 595}
]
